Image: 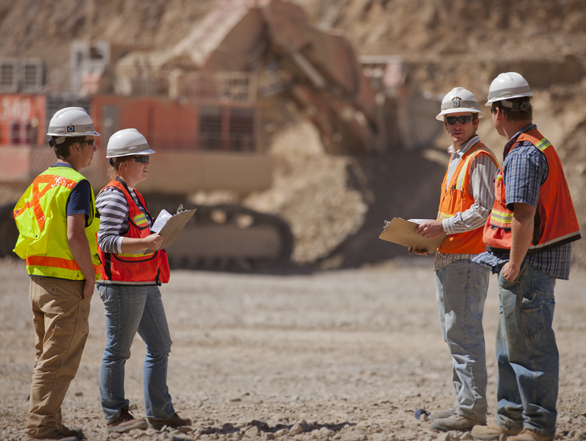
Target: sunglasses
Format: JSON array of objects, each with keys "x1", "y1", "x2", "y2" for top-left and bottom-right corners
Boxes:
[
  {"x1": 444, "y1": 116, "x2": 473, "y2": 125},
  {"x1": 134, "y1": 155, "x2": 150, "y2": 164},
  {"x1": 81, "y1": 140, "x2": 95, "y2": 147}
]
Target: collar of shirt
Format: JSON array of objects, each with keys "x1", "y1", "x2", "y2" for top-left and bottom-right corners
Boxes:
[
  {"x1": 447, "y1": 135, "x2": 480, "y2": 158},
  {"x1": 51, "y1": 162, "x2": 74, "y2": 169},
  {"x1": 503, "y1": 123, "x2": 537, "y2": 157}
]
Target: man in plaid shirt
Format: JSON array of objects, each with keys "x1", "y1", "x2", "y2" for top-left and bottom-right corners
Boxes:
[{"x1": 472, "y1": 73, "x2": 581, "y2": 441}]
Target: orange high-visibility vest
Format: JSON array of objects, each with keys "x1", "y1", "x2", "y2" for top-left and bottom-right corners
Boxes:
[
  {"x1": 437, "y1": 141, "x2": 498, "y2": 254},
  {"x1": 98, "y1": 179, "x2": 170, "y2": 285},
  {"x1": 483, "y1": 128, "x2": 581, "y2": 253}
]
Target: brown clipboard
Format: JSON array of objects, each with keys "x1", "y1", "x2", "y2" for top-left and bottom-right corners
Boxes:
[
  {"x1": 379, "y1": 217, "x2": 446, "y2": 254},
  {"x1": 158, "y1": 209, "x2": 197, "y2": 250}
]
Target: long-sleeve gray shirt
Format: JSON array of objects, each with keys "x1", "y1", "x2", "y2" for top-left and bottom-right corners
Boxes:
[{"x1": 435, "y1": 135, "x2": 498, "y2": 270}]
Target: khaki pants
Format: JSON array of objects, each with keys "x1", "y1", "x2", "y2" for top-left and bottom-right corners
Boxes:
[{"x1": 26, "y1": 276, "x2": 91, "y2": 439}]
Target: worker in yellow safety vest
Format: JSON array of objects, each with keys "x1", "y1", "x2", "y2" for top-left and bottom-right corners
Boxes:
[{"x1": 13, "y1": 107, "x2": 100, "y2": 441}]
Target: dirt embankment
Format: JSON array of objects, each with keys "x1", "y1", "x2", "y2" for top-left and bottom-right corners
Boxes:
[{"x1": 1, "y1": 0, "x2": 584, "y2": 267}]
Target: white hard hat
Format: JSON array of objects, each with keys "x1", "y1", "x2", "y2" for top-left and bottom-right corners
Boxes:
[
  {"x1": 106, "y1": 128, "x2": 155, "y2": 158},
  {"x1": 47, "y1": 107, "x2": 100, "y2": 137},
  {"x1": 485, "y1": 72, "x2": 533, "y2": 106},
  {"x1": 436, "y1": 87, "x2": 484, "y2": 121}
]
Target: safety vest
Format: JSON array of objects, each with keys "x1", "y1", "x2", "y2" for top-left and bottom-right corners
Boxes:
[
  {"x1": 98, "y1": 178, "x2": 170, "y2": 285},
  {"x1": 483, "y1": 128, "x2": 581, "y2": 254},
  {"x1": 13, "y1": 166, "x2": 101, "y2": 280},
  {"x1": 437, "y1": 141, "x2": 498, "y2": 254}
]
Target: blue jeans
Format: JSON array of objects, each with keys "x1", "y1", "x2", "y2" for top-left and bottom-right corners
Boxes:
[
  {"x1": 98, "y1": 284, "x2": 175, "y2": 422},
  {"x1": 495, "y1": 263, "x2": 558, "y2": 437},
  {"x1": 435, "y1": 259, "x2": 489, "y2": 423}
]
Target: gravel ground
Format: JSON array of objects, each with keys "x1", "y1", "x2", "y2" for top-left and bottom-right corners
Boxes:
[{"x1": 1, "y1": 257, "x2": 585, "y2": 441}]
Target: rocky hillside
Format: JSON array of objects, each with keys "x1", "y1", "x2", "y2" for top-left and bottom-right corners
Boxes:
[{"x1": 1, "y1": 0, "x2": 585, "y2": 267}]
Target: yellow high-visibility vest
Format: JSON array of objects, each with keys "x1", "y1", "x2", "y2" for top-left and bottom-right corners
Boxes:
[{"x1": 13, "y1": 166, "x2": 101, "y2": 280}]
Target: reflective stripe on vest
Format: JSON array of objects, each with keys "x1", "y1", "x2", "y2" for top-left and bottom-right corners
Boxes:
[
  {"x1": 133, "y1": 213, "x2": 149, "y2": 228},
  {"x1": 454, "y1": 146, "x2": 498, "y2": 191},
  {"x1": 26, "y1": 256, "x2": 101, "y2": 274},
  {"x1": 13, "y1": 175, "x2": 77, "y2": 232}
]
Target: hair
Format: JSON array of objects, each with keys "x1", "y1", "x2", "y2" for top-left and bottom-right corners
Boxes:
[
  {"x1": 50, "y1": 136, "x2": 86, "y2": 160},
  {"x1": 107, "y1": 156, "x2": 136, "y2": 179},
  {"x1": 491, "y1": 98, "x2": 533, "y2": 122}
]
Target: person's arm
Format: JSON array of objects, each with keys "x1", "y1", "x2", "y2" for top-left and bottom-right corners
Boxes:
[
  {"x1": 121, "y1": 233, "x2": 163, "y2": 252},
  {"x1": 67, "y1": 213, "x2": 96, "y2": 298},
  {"x1": 502, "y1": 202, "x2": 535, "y2": 281},
  {"x1": 500, "y1": 143, "x2": 547, "y2": 281}
]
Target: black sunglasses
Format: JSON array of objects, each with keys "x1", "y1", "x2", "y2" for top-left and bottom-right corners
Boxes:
[
  {"x1": 444, "y1": 116, "x2": 473, "y2": 125},
  {"x1": 134, "y1": 155, "x2": 150, "y2": 164},
  {"x1": 81, "y1": 140, "x2": 95, "y2": 147}
]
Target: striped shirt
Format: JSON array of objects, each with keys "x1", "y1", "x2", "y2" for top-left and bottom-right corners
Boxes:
[
  {"x1": 96, "y1": 186, "x2": 152, "y2": 254},
  {"x1": 435, "y1": 135, "x2": 498, "y2": 270},
  {"x1": 473, "y1": 124, "x2": 572, "y2": 280}
]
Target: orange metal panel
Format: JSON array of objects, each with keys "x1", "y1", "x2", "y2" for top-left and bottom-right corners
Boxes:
[{"x1": 0, "y1": 94, "x2": 46, "y2": 146}]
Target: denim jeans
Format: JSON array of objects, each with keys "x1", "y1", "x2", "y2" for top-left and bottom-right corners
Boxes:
[
  {"x1": 435, "y1": 259, "x2": 489, "y2": 423},
  {"x1": 495, "y1": 263, "x2": 558, "y2": 437},
  {"x1": 98, "y1": 284, "x2": 175, "y2": 422}
]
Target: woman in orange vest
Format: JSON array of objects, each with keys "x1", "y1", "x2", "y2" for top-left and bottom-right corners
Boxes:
[
  {"x1": 95, "y1": 129, "x2": 191, "y2": 433},
  {"x1": 409, "y1": 88, "x2": 498, "y2": 432}
]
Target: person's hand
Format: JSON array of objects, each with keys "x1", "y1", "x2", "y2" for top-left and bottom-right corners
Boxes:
[
  {"x1": 145, "y1": 232, "x2": 163, "y2": 250},
  {"x1": 83, "y1": 280, "x2": 94, "y2": 299},
  {"x1": 502, "y1": 262, "x2": 520, "y2": 282},
  {"x1": 409, "y1": 247, "x2": 428, "y2": 256},
  {"x1": 416, "y1": 220, "x2": 445, "y2": 239}
]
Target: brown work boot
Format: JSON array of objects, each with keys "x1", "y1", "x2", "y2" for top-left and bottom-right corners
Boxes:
[
  {"x1": 507, "y1": 429, "x2": 554, "y2": 441},
  {"x1": 431, "y1": 414, "x2": 480, "y2": 432},
  {"x1": 428, "y1": 407, "x2": 456, "y2": 421},
  {"x1": 472, "y1": 422, "x2": 522, "y2": 440},
  {"x1": 107, "y1": 405, "x2": 148, "y2": 433},
  {"x1": 25, "y1": 431, "x2": 78, "y2": 441},
  {"x1": 59, "y1": 425, "x2": 83, "y2": 440},
  {"x1": 148, "y1": 412, "x2": 192, "y2": 430}
]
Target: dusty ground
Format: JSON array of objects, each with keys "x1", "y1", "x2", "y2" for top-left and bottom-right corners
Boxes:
[{"x1": 1, "y1": 257, "x2": 586, "y2": 441}]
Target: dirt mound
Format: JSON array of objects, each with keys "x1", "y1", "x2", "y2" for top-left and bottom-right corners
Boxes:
[{"x1": 245, "y1": 121, "x2": 368, "y2": 265}]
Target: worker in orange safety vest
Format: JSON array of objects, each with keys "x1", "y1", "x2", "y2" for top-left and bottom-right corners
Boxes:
[
  {"x1": 471, "y1": 73, "x2": 581, "y2": 441},
  {"x1": 409, "y1": 87, "x2": 498, "y2": 433}
]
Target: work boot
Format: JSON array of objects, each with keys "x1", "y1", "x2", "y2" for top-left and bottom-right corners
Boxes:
[
  {"x1": 107, "y1": 405, "x2": 148, "y2": 433},
  {"x1": 507, "y1": 429, "x2": 554, "y2": 441},
  {"x1": 472, "y1": 422, "x2": 522, "y2": 440},
  {"x1": 148, "y1": 413, "x2": 192, "y2": 430},
  {"x1": 26, "y1": 431, "x2": 78, "y2": 441},
  {"x1": 59, "y1": 425, "x2": 83, "y2": 440},
  {"x1": 428, "y1": 407, "x2": 456, "y2": 421},
  {"x1": 431, "y1": 414, "x2": 480, "y2": 432}
]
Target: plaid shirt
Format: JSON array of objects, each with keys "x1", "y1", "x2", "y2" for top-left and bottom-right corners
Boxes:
[
  {"x1": 473, "y1": 124, "x2": 572, "y2": 280},
  {"x1": 435, "y1": 135, "x2": 497, "y2": 270}
]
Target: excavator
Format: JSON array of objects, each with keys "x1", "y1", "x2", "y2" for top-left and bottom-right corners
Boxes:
[{"x1": 0, "y1": 0, "x2": 441, "y2": 270}]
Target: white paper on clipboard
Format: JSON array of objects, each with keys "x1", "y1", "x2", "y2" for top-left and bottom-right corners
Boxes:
[
  {"x1": 153, "y1": 208, "x2": 197, "y2": 250},
  {"x1": 379, "y1": 217, "x2": 446, "y2": 254}
]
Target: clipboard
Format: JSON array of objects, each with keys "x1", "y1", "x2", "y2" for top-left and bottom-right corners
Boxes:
[
  {"x1": 379, "y1": 217, "x2": 446, "y2": 254},
  {"x1": 158, "y1": 209, "x2": 197, "y2": 250}
]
